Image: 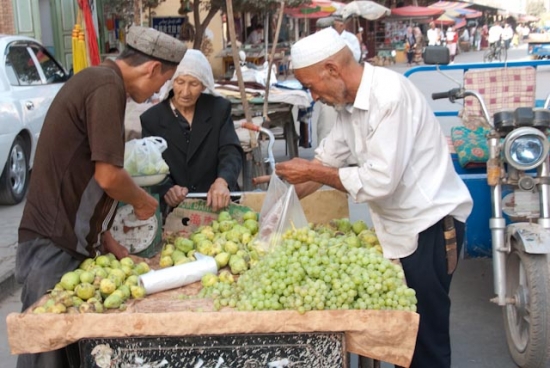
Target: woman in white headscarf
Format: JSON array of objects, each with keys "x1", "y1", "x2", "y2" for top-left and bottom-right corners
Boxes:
[{"x1": 140, "y1": 49, "x2": 243, "y2": 214}]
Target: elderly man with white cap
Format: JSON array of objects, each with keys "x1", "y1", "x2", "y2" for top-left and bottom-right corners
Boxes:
[
  {"x1": 315, "y1": 14, "x2": 362, "y2": 147},
  {"x1": 15, "y1": 26, "x2": 186, "y2": 368},
  {"x1": 276, "y1": 27, "x2": 472, "y2": 368}
]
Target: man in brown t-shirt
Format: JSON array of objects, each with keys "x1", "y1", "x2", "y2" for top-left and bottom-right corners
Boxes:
[{"x1": 15, "y1": 26, "x2": 186, "y2": 368}]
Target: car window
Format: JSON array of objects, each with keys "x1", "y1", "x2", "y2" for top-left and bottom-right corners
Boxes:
[
  {"x1": 4, "y1": 59, "x2": 19, "y2": 86},
  {"x1": 6, "y1": 45, "x2": 42, "y2": 86},
  {"x1": 29, "y1": 44, "x2": 67, "y2": 84}
]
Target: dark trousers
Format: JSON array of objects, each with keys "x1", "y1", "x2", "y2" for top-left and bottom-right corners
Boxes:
[
  {"x1": 406, "y1": 51, "x2": 415, "y2": 64},
  {"x1": 399, "y1": 217, "x2": 465, "y2": 368},
  {"x1": 15, "y1": 238, "x2": 81, "y2": 368}
]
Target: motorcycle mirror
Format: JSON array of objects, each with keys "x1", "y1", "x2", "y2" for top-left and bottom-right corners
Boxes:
[{"x1": 423, "y1": 46, "x2": 450, "y2": 65}]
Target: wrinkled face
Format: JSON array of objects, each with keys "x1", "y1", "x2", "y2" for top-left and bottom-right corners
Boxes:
[
  {"x1": 172, "y1": 75, "x2": 205, "y2": 109},
  {"x1": 130, "y1": 63, "x2": 175, "y2": 103},
  {"x1": 295, "y1": 65, "x2": 347, "y2": 110}
]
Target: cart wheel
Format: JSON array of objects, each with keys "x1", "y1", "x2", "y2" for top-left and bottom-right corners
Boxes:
[{"x1": 503, "y1": 243, "x2": 550, "y2": 368}]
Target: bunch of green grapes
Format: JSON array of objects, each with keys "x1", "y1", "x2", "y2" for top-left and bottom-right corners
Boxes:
[{"x1": 199, "y1": 226, "x2": 417, "y2": 314}]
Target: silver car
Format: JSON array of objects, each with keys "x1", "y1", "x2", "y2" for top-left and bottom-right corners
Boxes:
[{"x1": 0, "y1": 35, "x2": 69, "y2": 204}]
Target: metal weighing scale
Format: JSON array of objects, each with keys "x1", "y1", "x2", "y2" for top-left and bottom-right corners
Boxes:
[{"x1": 110, "y1": 174, "x2": 165, "y2": 258}]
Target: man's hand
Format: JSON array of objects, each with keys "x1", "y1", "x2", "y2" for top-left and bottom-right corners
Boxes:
[
  {"x1": 207, "y1": 178, "x2": 230, "y2": 212},
  {"x1": 133, "y1": 192, "x2": 158, "y2": 220},
  {"x1": 164, "y1": 185, "x2": 189, "y2": 208},
  {"x1": 102, "y1": 230, "x2": 129, "y2": 259},
  {"x1": 276, "y1": 158, "x2": 346, "y2": 196},
  {"x1": 275, "y1": 158, "x2": 315, "y2": 184}
]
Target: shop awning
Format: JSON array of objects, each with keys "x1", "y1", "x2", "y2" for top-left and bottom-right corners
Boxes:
[{"x1": 391, "y1": 6, "x2": 445, "y2": 18}]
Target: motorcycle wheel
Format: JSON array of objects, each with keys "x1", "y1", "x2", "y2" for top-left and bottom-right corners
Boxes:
[{"x1": 503, "y1": 244, "x2": 550, "y2": 367}]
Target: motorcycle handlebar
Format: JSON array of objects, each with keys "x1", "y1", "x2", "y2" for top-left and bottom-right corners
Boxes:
[
  {"x1": 432, "y1": 91, "x2": 453, "y2": 100},
  {"x1": 431, "y1": 88, "x2": 463, "y2": 101},
  {"x1": 432, "y1": 88, "x2": 493, "y2": 127}
]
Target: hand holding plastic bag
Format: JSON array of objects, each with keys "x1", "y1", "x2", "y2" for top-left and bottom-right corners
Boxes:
[
  {"x1": 124, "y1": 137, "x2": 170, "y2": 176},
  {"x1": 257, "y1": 173, "x2": 308, "y2": 253}
]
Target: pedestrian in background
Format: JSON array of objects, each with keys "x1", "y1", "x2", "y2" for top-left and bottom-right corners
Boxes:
[
  {"x1": 446, "y1": 26, "x2": 458, "y2": 63},
  {"x1": 427, "y1": 21, "x2": 440, "y2": 46},
  {"x1": 413, "y1": 26, "x2": 424, "y2": 64},
  {"x1": 404, "y1": 26, "x2": 416, "y2": 66}
]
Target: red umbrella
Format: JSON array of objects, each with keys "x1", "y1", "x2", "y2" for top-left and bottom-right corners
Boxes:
[{"x1": 391, "y1": 6, "x2": 445, "y2": 18}]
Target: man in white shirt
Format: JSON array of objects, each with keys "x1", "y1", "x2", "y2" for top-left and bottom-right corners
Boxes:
[
  {"x1": 277, "y1": 28, "x2": 473, "y2": 368},
  {"x1": 488, "y1": 21, "x2": 503, "y2": 48},
  {"x1": 427, "y1": 21, "x2": 440, "y2": 46},
  {"x1": 502, "y1": 23, "x2": 514, "y2": 49},
  {"x1": 332, "y1": 14, "x2": 362, "y2": 62}
]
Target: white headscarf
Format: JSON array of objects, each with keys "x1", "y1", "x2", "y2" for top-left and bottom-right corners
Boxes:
[{"x1": 160, "y1": 49, "x2": 219, "y2": 100}]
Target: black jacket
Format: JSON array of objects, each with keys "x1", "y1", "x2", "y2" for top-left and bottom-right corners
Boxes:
[{"x1": 140, "y1": 93, "x2": 243, "y2": 201}]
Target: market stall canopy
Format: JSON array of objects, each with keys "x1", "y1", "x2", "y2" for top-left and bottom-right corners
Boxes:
[
  {"x1": 520, "y1": 15, "x2": 540, "y2": 23},
  {"x1": 428, "y1": 1, "x2": 471, "y2": 10},
  {"x1": 339, "y1": 1, "x2": 391, "y2": 20},
  {"x1": 284, "y1": 0, "x2": 344, "y2": 19},
  {"x1": 428, "y1": 0, "x2": 481, "y2": 19},
  {"x1": 391, "y1": 5, "x2": 445, "y2": 18},
  {"x1": 435, "y1": 13, "x2": 457, "y2": 26},
  {"x1": 453, "y1": 8, "x2": 483, "y2": 19},
  {"x1": 434, "y1": 13, "x2": 466, "y2": 29}
]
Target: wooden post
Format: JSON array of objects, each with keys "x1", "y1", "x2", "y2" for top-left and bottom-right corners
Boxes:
[
  {"x1": 225, "y1": 0, "x2": 257, "y2": 147},
  {"x1": 263, "y1": 1, "x2": 285, "y2": 120}
]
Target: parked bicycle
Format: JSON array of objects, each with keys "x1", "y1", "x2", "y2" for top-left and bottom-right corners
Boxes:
[{"x1": 484, "y1": 39, "x2": 507, "y2": 62}]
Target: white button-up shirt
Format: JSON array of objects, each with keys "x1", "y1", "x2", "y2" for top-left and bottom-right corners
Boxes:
[{"x1": 315, "y1": 63, "x2": 473, "y2": 259}]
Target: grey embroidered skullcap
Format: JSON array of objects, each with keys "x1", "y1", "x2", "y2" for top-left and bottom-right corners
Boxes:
[
  {"x1": 126, "y1": 26, "x2": 186, "y2": 64},
  {"x1": 291, "y1": 27, "x2": 347, "y2": 69},
  {"x1": 316, "y1": 17, "x2": 334, "y2": 29}
]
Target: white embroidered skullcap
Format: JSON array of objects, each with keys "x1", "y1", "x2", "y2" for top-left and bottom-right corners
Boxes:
[{"x1": 291, "y1": 27, "x2": 347, "y2": 70}]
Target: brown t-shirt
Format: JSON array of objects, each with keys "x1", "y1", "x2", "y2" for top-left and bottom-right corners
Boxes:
[{"x1": 19, "y1": 60, "x2": 126, "y2": 260}]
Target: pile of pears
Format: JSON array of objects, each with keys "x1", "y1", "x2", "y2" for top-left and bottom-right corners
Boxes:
[
  {"x1": 32, "y1": 253, "x2": 149, "y2": 314},
  {"x1": 160, "y1": 210, "x2": 261, "y2": 275}
]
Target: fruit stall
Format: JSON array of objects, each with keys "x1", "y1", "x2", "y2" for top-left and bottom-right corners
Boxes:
[{"x1": 6, "y1": 190, "x2": 419, "y2": 367}]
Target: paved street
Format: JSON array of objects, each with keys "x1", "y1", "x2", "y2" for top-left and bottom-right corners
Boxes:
[{"x1": 0, "y1": 43, "x2": 548, "y2": 367}]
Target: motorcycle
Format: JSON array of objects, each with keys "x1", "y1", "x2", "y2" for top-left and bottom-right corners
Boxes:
[{"x1": 432, "y1": 86, "x2": 550, "y2": 367}]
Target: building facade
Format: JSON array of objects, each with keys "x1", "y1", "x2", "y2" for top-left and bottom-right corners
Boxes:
[{"x1": 0, "y1": 0, "x2": 15, "y2": 35}]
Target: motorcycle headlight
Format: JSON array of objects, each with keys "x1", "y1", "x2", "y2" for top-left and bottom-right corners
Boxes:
[{"x1": 503, "y1": 127, "x2": 549, "y2": 171}]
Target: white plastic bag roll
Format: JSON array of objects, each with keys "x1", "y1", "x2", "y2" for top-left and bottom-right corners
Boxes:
[{"x1": 139, "y1": 254, "x2": 218, "y2": 295}]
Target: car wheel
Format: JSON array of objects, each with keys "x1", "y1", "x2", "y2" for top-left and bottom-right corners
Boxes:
[{"x1": 0, "y1": 137, "x2": 29, "y2": 205}]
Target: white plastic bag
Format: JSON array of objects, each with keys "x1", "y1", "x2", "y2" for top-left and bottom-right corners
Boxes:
[
  {"x1": 124, "y1": 136, "x2": 169, "y2": 176},
  {"x1": 231, "y1": 62, "x2": 277, "y2": 87},
  {"x1": 257, "y1": 173, "x2": 308, "y2": 252}
]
